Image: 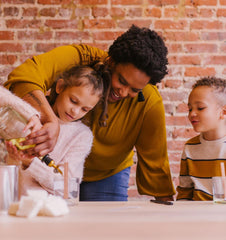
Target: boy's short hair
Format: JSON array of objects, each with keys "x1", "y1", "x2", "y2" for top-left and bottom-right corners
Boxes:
[{"x1": 192, "y1": 77, "x2": 226, "y2": 106}]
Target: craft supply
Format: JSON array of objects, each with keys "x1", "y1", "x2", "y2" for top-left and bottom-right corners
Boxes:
[{"x1": 220, "y1": 162, "x2": 226, "y2": 200}]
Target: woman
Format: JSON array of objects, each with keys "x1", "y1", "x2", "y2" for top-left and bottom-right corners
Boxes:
[{"x1": 5, "y1": 25, "x2": 175, "y2": 201}]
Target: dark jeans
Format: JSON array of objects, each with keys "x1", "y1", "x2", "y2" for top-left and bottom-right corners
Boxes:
[{"x1": 79, "y1": 167, "x2": 131, "y2": 201}]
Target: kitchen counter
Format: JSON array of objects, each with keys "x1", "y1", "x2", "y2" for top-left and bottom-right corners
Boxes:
[{"x1": 1, "y1": 201, "x2": 226, "y2": 240}]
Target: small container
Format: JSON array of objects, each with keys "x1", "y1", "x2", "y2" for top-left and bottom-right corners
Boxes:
[
  {"x1": 212, "y1": 176, "x2": 226, "y2": 204},
  {"x1": 54, "y1": 175, "x2": 80, "y2": 206},
  {"x1": 0, "y1": 164, "x2": 18, "y2": 213}
]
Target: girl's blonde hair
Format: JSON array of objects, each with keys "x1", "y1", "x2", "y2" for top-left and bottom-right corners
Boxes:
[{"x1": 47, "y1": 63, "x2": 111, "y2": 126}]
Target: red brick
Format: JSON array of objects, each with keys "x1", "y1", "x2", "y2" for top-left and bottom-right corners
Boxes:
[
  {"x1": 199, "y1": 8, "x2": 215, "y2": 17},
  {"x1": 112, "y1": 0, "x2": 142, "y2": 4},
  {"x1": 164, "y1": 7, "x2": 179, "y2": 17},
  {"x1": 145, "y1": 7, "x2": 161, "y2": 17},
  {"x1": 93, "y1": 31, "x2": 123, "y2": 41},
  {"x1": 176, "y1": 103, "x2": 189, "y2": 113},
  {"x1": 3, "y1": 7, "x2": 19, "y2": 16},
  {"x1": 164, "y1": 79, "x2": 183, "y2": 88},
  {"x1": 35, "y1": 43, "x2": 60, "y2": 52},
  {"x1": 22, "y1": 7, "x2": 38, "y2": 17},
  {"x1": 0, "y1": 43, "x2": 23, "y2": 52},
  {"x1": 117, "y1": 20, "x2": 151, "y2": 29},
  {"x1": 45, "y1": 20, "x2": 79, "y2": 29},
  {"x1": 0, "y1": 31, "x2": 14, "y2": 40},
  {"x1": 78, "y1": 0, "x2": 107, "y2": 3},
  {"x1": 164, "y1": 103, "x2": 174, "y2": 115},
  {"x1": 92, "y1": 7, "x2": 108, "y2": 18},
  {"x1": 110, "y1": 8, "x2": 126, "y2": 18},
  {"x1": 169, "y1": 55, "x2": 201, "y2": 65},
  {"x1": 185, "y1": 67, "x2": 216, "y2": 77},
  {"x1": 84, "y1": 19, "x2": 116, "y2": 29},
  {"x1": 184, "y1": 44, "x2": 217, "y2": 53},
  {"x1": 220, "y1": 0, "x2": 226, "y2": 4},
  {"x1": 204, "y1": 56, "x2": 226, "y2": 65},
  {"x1": 168, "y1": 152, "x2": 182, "y2": 163},
  {"x1": 148, "y1": 0, "x2": 179, "y2": 6},
  {"x1": 38, "y1": 0, "x2": 72, "y2": 4},
  {"x1": 191, "y1": 20, "x2": 223, "y2": 30},
  {"x1": 39, "y1": 8, "x2": 57, "y2": 17},
  {"x1": 167, "y1": 43, "x2": 183, "y2": 53},
  {"x1": 155, "y1": 20, "x2": 187, "y2": 30},
  {"x1": 164, "y1": 31, "x2": 199, "y2": 41},
  {"x1": 160, "y1": 90, "x2": 187, "y2": 101},
  {"x1": 1, "y1": 0, "x2": 34, "y2": 3},
  {"x1": 55, "y1": 31, "x2": 90, "y2": 40},
  {"x1": 172, "y1": 127, "x2": 197, "y2": 139},
  {"x1": 167, "y1": 140, "x2": 186, "y2": 151},
  {"x1": 165, "y1": 116, "x2": 190, "y2": 126},
  {"x1": 0, "y1": 55, "x2": 17, "y2": 64},
  {"x1": 6, "y1": 19, "x2": 41, "y2": 28},
  {"x1": 201, "y1": 32, "x2": 226, "y2": 41},
  {"x1": 186, "y1": 0, "x2": 217, "y2": 6},
  {"x1": 128, "y1": 8, "x2": 142, "y2": 17},
  {"x1": 75, "y1": 8, "x2": 91, "y2": 17},
  {"x1": 17, "y1": 31, "x2": 53, "y2": 40},
  {"x1": 217, "y1": 9, "x2": 226, "y2": 17}
]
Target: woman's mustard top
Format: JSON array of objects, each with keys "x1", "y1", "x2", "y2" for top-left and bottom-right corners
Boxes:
[{"x1": 5, "y1": 44, "x2": 175, "y2": 197}]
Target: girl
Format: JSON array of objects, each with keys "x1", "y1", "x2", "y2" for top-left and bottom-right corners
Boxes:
[{"x1": 6, "y1": 64, "x2": 110, "y2": 196}]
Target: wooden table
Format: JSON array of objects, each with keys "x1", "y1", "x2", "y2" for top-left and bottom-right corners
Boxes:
[{"x1": 1, "y1": 201, "x2": 226, "y2": 240}]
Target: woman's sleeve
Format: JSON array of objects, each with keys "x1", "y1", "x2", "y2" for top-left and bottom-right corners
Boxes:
[
  {"x1": 176, "y1": 149, "x2": 194, "y2": 200},
  {"x1": 0, "y1": 85, "x2": 40, "y2": 120},
  {"x1": 135, "y1": 98, "x2": 175, "y2": 197},
  {"x1": 4, "y1": 44, "x2": 108, "y2": 98}
]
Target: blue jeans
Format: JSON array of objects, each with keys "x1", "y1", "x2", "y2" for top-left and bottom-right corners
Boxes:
[{"x1": 79, "y1": 167, "x2": 131, "y2": 201}]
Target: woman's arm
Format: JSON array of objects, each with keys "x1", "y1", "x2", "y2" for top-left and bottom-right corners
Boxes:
[{"x1": 21, "y1": 90, "x2": 59, "y2": 156}]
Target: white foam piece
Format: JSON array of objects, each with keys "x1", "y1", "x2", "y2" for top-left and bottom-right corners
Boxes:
[
  {"x1": 16, "y1": 196, "x2": 43, "y2": 218},
  {"x1": 40, "y1": 195, "x2": 69, "y2": 217}
]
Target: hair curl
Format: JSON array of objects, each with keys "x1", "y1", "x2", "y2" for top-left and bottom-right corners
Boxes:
[{"x1": 108, "y1": 25, "x2": 168, "y2": 85}]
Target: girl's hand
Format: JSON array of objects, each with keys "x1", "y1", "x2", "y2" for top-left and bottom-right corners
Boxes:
[
  {"x1": 23, "y1": 115, "x2": 42, "y2": 134},
  {"x1": 5, "y1": 141, "x2": 33, "y2": 169}
]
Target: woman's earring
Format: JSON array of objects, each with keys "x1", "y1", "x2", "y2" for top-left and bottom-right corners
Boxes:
[{"x1": 138, "y1": 91, "x2": 145, "y2": 102}]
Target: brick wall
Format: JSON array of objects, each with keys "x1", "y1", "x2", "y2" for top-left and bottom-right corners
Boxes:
[{"x1": 0, "y1": 0, "x2": 225, "y2": 200}]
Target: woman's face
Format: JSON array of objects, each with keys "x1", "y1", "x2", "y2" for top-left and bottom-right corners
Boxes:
[
  {"x1": 108, "y1": 63, "x2": 150, "y2": 103},
  {"x1": 52, "y1": 80, "x2": 100, "y2": 122}
]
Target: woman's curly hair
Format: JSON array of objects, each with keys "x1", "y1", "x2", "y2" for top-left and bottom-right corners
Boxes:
[{"x1": 108, "y1": 25, "x2": 168, "y2": 85}]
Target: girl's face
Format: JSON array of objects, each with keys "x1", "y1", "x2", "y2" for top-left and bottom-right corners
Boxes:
[
  {"x1": 52, "y1": 79, "x2": 100, "y2": 122},
  {"x1": 108, "y1": 63, "x2": 150, "y2": 103},
  {"x1": 188, "y1": 86, "x2": 225, "y2": 140}
]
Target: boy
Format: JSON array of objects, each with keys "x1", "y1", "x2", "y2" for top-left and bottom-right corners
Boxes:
[{"x1": 177, "y1": 77, "x2": 226, "y2": 201}]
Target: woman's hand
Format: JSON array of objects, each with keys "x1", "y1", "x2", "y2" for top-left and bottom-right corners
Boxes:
[
  {"x1": 22, "y1": 121, "x2": 60, "y2": 157},
  {"x1": 20, "y1": 90, "x2": 60, "y2": 157}
]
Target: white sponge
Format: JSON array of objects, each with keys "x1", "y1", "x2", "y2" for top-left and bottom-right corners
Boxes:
[
  {"x1": 40, "y1": 195, "x2": 69, "y2": 217},
  {"x1": 16, "y1": 196, "x2": 43, "y2": 218},
  {"x1": 8, "y1": 190, "x2": 69, "y2": 218}
]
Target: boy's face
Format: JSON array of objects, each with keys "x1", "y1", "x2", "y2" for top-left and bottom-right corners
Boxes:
[{"x1": 188, "y1": 86, "x2": 224, "y2": 138}]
